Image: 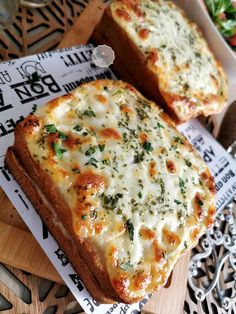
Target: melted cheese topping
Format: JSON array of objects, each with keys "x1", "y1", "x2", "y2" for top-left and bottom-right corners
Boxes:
[
  {"x1": 110, "y1": 0, "x2": 228, "y2": 121},
  {"x1": 25, "y1": 80, "x2": 215, "y2": 302}
]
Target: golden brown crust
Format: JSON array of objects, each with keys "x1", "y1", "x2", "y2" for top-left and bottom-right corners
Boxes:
[{"x1": 6, "y1": 123, "x2": 123, "y2": 303}]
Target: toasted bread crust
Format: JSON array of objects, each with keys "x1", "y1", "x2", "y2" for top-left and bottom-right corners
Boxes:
[
  {"x1": 92, "y1": 3, "x2": 227, "y2": 122},
  {"x1": 5, "y1": 145, "x2": 122, "y2": 303}
]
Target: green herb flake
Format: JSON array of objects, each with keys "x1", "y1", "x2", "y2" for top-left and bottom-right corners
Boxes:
[
  {"x1": 45, "y1": 124, "x2": 57, "y2": 134},
  {"x1": 174, "y1": 136, "x2": 184, "y2": 144},
  {"x1": 83, "y1": 108, "x2": 96, "y2": 117},
  {"x1": 85, "y1": 157, "x2": 98, "y2": 168},
  {"x1": 174, "y1": 199, "x2": 182, "y2": 205},
  {"x1": 184, "y1": 241, "x2": 188, "y2": 249},
  {"x1": 85, "y1": 146, "x2": 96, "y2": 156},
  {"x1": 138, "y1": 191, "x2": 142, "y2": 199},
  {"x1": 126, "y1": 219, "x2": 134, "y2": 241},
  {"x1": 179, "y1": 177, "x2": 186, "y2": 195},
  {"x1": 98, "y1": 144, "x2": 105, "y2": 152},
  {"x1": 157, "y1": 122, "x2": 164, "y2": 128},
  {"x1": 102, "y1": 193, "x2": 123, "y2": 210},
  {"x1": 134, "y1": 151, "x2": 145, "y2": 164},
  {"x1": 143, "y1": 141, "x2": 153, "y2": 153},
  {"x1": 81, "y1": 214, "x2": 87, "y2": 220},
  {"x1": 52, "y1": 142, "x2": 67, "y2": 159},
  {"x1": 59, "y1": 131, "x2": 67, "y2": 141},
  {"x1": 185, "y1": 159, "x2": 192, "y2": 168},
  {"x1": 73, "y1": 125, "x2": 82, "y2": 132}
]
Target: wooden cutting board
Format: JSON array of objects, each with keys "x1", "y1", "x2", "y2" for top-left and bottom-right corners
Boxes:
[{"x1": 0, "y1": 0, "x2": 190, "y2": 313}]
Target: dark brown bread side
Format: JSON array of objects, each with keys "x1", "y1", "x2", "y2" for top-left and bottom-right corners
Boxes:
[{"x1": 92, "y1": 8, "x2": 180, "y2": 122}]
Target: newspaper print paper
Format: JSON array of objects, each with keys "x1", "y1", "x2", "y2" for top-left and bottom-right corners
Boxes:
[{"x1": 0, "y1": 44, "x2": 235, "y2": 314}]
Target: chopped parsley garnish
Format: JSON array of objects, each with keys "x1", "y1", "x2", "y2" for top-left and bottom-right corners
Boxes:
[
  {"x1": 102, "y1": 193, "x2": 123, "y2": 210},
  {"x1": 126, "y1": 219, "x2": 134, "y2": 241},
  {"x1": 83, "y1": 107, "x2": 96, "y2": 117},
  {"x1": 174, "y1": 136, "x2": 184, "y2": 144},
  {"x1": 120, "y1": 262, "x2": 133, "y2": 271},
  {"x1": 85, "y1": 157, "x2": 98, "y2": 168},
  {"x1": 52, "y1": 142, "x2": 67, "y2": 159},
  {"x1": 134, "y1": 151, "x2": 145, "y2": 163},
  {"x1": 174, "y1": 199, "x2": 182, "y2": 205},
  {"x1": 81, "y1": 214, "x2": 87, "y2": 220},
  {"x1": 185, "y1": 159, "x2": 192, "y2": 168},
  {"x1": 102, "y1": 159, "x2": 111, "y2": 166},
  {"x1": 59, "y1": 131, "x2": 67, "y2": 141},
  {"x1": 138, "y1": 191, "x2": 142, "y2": 198},
  {"x1": 85, "y1": 146, "x2": 96, "y2": 156},
  {"x1": 136, "y1": 107, "x2": 148, "y2": 120},
  {"x1": 45, "y1": 124, "x2": 57, "y2": 133},
  {"x1": 184, "y1": 241, "x2": 188, "y2": 249},
  {"x1": 73, "y1": 125, "x2": 82, "y2": 132},
  {"x1": 143, "y1": 141, "x2": 153, "y2": 153},
  {"x1": 45, "y1": 124, "x2": 67, "y2": 141},
  {"x1": 98, "y1": 144, "x2": 105, "y2": 152},
  {"x1": 179, "y1": 177, "x2": 186, "y2": 195},
  {"x1": 157, "y1": 122, "x2": 164, "y2": 128}
]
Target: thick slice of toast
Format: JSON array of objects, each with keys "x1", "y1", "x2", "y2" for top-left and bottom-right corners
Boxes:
[
  {"x1": 93, "y1": 0, "x2": 228, "y2": 122},
  {"x1": 5, "y1": 80, "x2": 215, "y2": 303}
]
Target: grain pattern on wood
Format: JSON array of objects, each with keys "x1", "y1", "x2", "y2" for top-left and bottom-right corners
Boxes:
[
  {"x1": 143, "y1": 253, "x2": 190, "y2": 314},
  {"x1": 0, "y1": 219, "x2": 63, "y2": 284},
  {"x1": 58, "y1": 0, "x2": 108, "y2": 48}
]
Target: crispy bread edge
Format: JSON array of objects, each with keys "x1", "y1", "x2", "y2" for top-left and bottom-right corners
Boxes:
[
  {"x1": 5, "y1": 146, "x2": 123, "y2": 304},
  {"x1": 10, "y1": 116, "x2": 126, "y2": 303}
]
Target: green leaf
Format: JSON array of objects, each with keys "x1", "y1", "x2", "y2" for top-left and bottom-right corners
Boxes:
[
  {"x1": 45, "y1": 124, "x2": 67, "y2": 141},
  {"x1": 101, "y1": 193, "x2": 123, "y2": 209},
  {"x1": 126, "y1": 219, "x2": 134, "y2": 241},
  {"x1": 174, "y1": 199, "x2": 182, "y2": 205},
  {"x1": 157, "y1": 122, "x2": 164, "y2": 128},
  {"x1": 85, "y1": 147, "x2": 96, "y2": 156},
  {"x1": 143, "y1": 141, "x2": 153, "y2": 153},
  {"x1": 45, "y1": 124, "x2": 57, "y2": 133},
  {"x1": 85, "y1": 157, "x2": 98, "y2": 168},
  {"x1": 59, "y1": 131, "x2": 67, "y2": 141},
  {"x1": 134, "y1": 151, "x2": 145, "y2": 163},
  {"x1": 52, "y1": 142, "x2": 67, "y2": 159},
  {"x1": 81, "y1": 214, "x2": 87, "y2": 220},
  {"x1": 98, "y1": 144, "x2": 105, "y2": 152},
  {"x1": 73, "y1": 125, "x2": 82, "y2": 132},
  {"x1": 83, "y1": 108, "x2": 96, "y2": 117}
]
